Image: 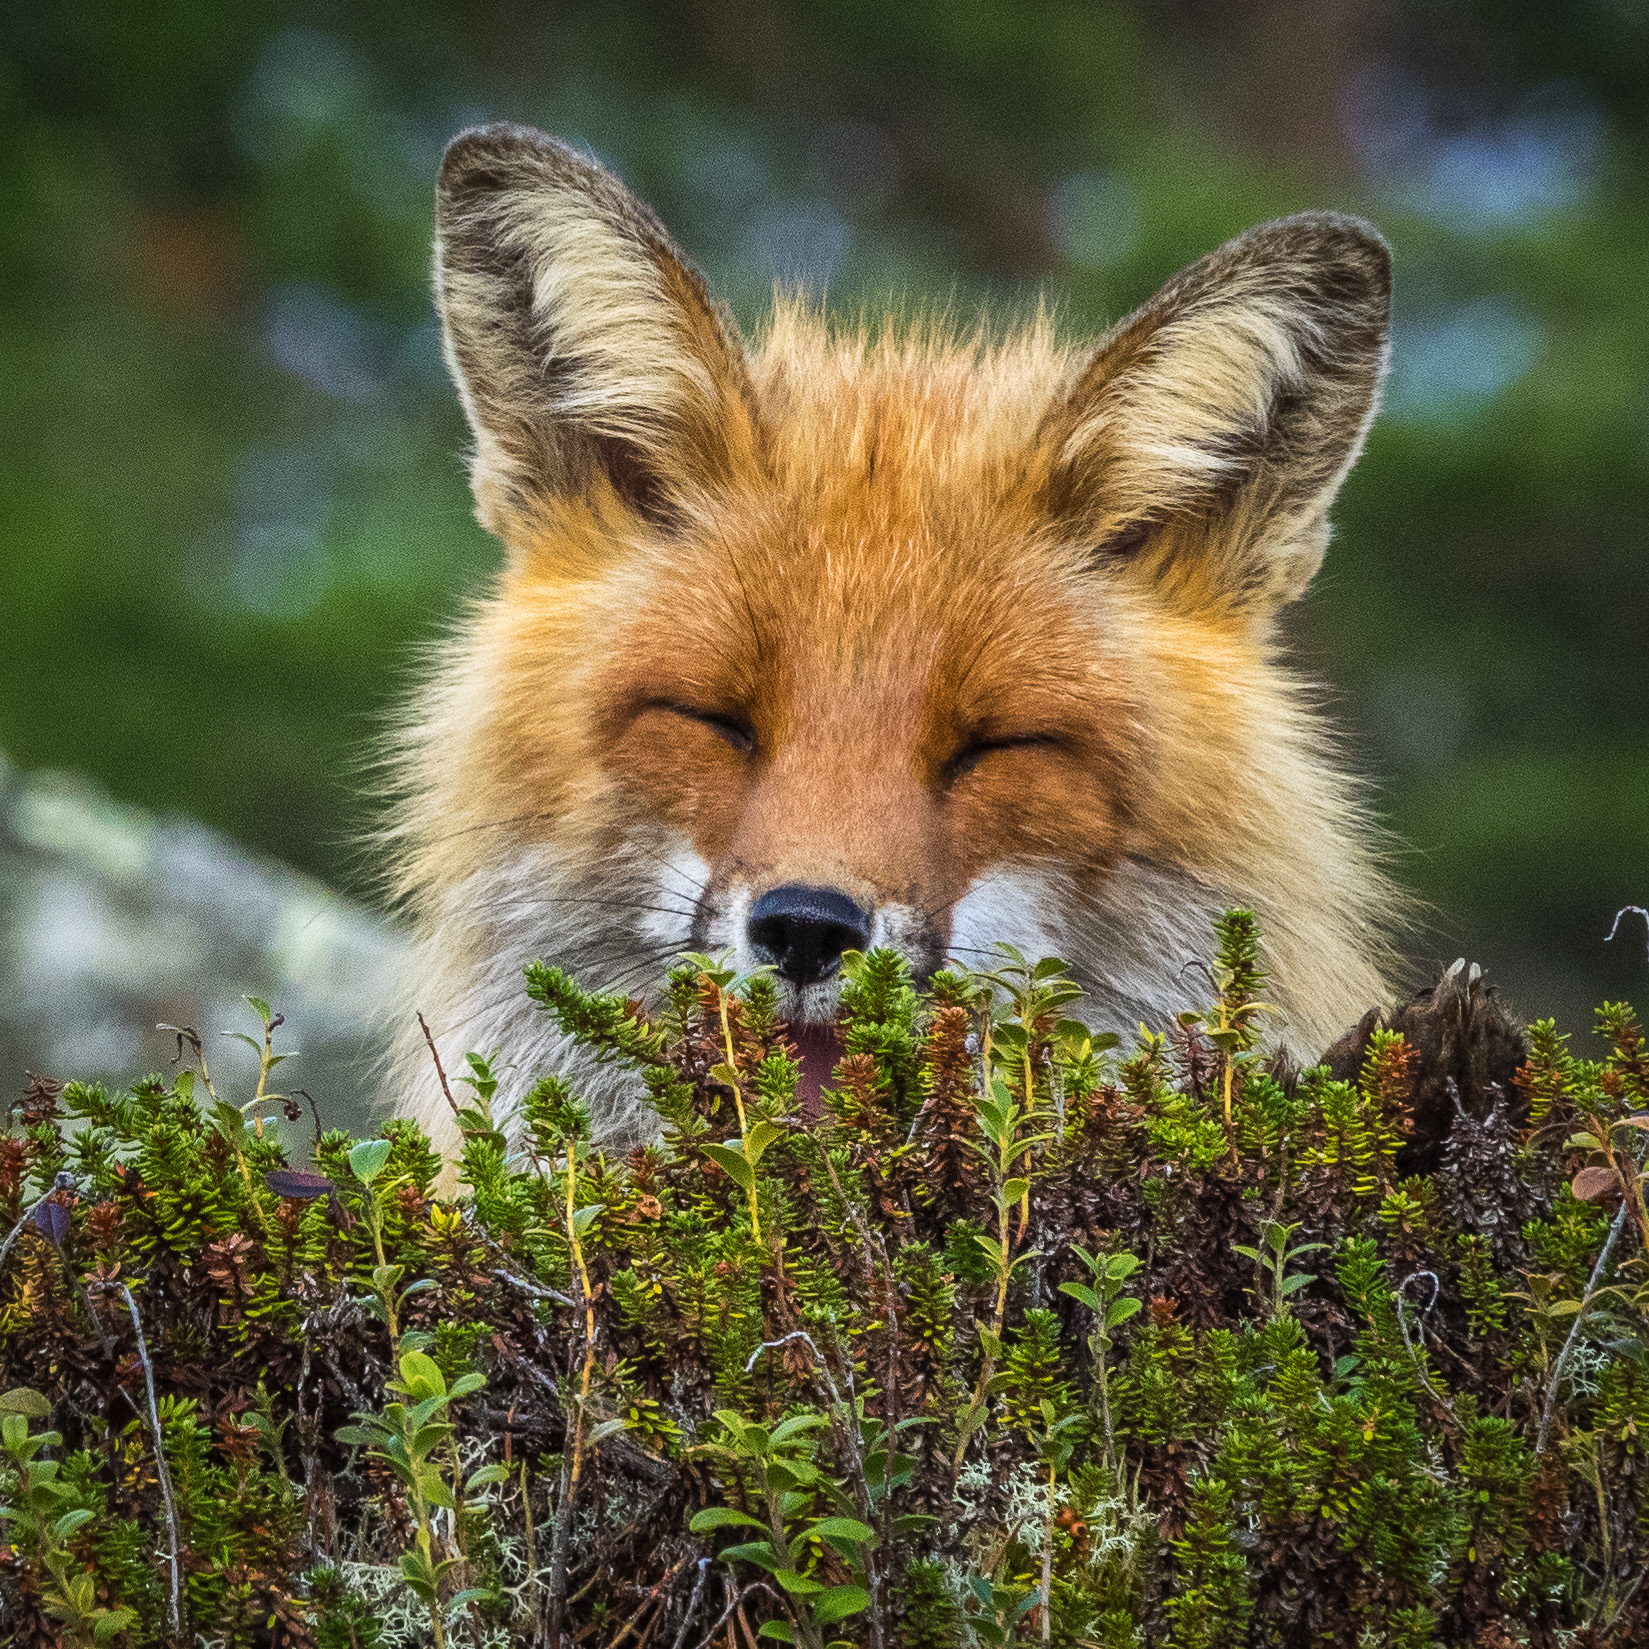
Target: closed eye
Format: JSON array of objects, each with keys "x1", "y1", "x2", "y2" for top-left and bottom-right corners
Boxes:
[
  {"x1": 651, "y1": 701, "x2": 755, "y2": 753},
  {"x1": 943, "y1": 733, "x2": 1059, "y2": 782}
]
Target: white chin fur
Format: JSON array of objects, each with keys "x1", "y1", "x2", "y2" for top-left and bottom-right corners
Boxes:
[
  {"x1": 950, "y1": 860, "x2": 1219, "y2": 1037},
  {"x1": 391, "y1": 836, "x2": 708, "y2": 1165}
]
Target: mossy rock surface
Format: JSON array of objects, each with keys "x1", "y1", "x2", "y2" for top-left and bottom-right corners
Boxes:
[{"x1": 1, "y1": 914, "x2": 1647, "y2": 1647}]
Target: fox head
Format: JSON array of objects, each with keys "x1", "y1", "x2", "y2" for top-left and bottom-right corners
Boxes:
[{"x1": 389, "y1": 122, "x2": 1399, "y2": 1152}]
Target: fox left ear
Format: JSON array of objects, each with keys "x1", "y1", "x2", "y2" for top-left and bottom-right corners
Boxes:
[
  {"x1": 1036, "y1": 212, "x2": 1390, "y2": 615},
  {"x1": 434, "y1": 123, "x2": 761, "y2": 545}
]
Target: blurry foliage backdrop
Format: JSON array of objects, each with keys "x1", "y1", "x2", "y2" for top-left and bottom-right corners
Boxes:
[{"x1": 1, "y1": 0, "x2": 1646, "y2": 1035}]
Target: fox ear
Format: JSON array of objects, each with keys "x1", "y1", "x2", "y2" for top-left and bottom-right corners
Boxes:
[
  {"x1": 1037, "y1": 212, "x2": 1390, "y2": 614},
  {"x1": 434, "y1": 123, "x2": 760, "y2": 542}
]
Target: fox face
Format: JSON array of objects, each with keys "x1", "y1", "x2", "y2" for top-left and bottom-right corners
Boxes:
[{"x1": 389, "y1": 122, "x2": 1400, "y2": 1153}]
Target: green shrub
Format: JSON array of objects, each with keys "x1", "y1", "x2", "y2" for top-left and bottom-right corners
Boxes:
[{"x1": 1, "y1": 916, "x2": 1646, "y2": 1646}]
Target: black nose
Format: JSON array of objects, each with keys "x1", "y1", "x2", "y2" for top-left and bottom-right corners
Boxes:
[{"x1": 747, "y1": 884, "x2": 872, "y2": 987}]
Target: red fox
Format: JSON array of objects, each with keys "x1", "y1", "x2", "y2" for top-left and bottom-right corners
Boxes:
[{"x1": 387, "y1": 122, "x2": 1399, "y2": 1161}]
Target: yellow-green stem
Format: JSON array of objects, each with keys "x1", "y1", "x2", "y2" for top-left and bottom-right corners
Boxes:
[
  {"x1": 1218, "y1": 988, "x2": 1238, "y2": 1151},
  {"x1": 413, "y1": 1488, "x2": 447, "y2": 1648},
  {"x1": 199, "y1": 1043, "x2": 274, "y2": 1239},
  {"x1": 366, "y1": 1199, "x2": 400, "y2": 1348},
  {"x1": 1021, "y1": 1035, "x2": 1035, "y2": 1238},
  {"x1": 520, "y1": 1459, "x2": 536, "y2": 1582},
  {"x1": 565, "y1": 1138, "x2": 598, "y2": 1492},
  {"x1": 717, "y1": 986, "x2": 763, "y2": 1244},
  {"x1": 953, "y1": 1184, "x2": 1014, "y2": 1474}
]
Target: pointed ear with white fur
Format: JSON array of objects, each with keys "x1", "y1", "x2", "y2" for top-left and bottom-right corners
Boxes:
[
  {"x1": 434, "y1": 122, "x2": 760, "y2": 543},
  {"x1": 1037, "y1": 212, "x2": 1390, "y2": 615}
]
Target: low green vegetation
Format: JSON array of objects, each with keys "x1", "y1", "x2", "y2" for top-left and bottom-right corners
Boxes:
[{"x1": 1, "y1": 913, "x2": 1647, "y2": 1645}]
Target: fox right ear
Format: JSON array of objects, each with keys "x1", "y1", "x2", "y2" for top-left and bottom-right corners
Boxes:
[
  {"x1": 434, "y1": 123, "x2": 760, "y2": 543},
  {"x1": 1036, "y1": 212, "x2": 1391, "y2": 617}
]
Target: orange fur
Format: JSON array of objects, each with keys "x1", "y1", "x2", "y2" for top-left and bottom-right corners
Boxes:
[{"x1": 386, "y1": 125, "x2": 1402, "y2": 1162}]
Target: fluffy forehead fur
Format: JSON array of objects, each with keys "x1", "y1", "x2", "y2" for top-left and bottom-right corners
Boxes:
[{"x1": 387, "y1": 123, "x2": 1400, "y2": 1164}]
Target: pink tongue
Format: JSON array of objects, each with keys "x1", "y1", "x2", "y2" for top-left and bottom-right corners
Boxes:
[{"x1": 789, "y1": 1023, "x2": 842, "y2": 1120}]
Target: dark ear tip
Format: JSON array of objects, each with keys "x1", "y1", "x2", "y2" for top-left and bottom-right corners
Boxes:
[
  {"x1": 1245, "y1": 210, "x2": 1391, "y2": 297},
  {"x1": 437, "y1": 121, "x2": 595, "y2": 203}
]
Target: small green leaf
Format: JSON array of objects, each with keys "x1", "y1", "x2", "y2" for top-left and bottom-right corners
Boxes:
[
  {"x1": 1105, "y1": 1296, "x2": 1143, "y2": 1327},
  {"x1": 465, "y1": 1464, "x2": 511, "y2": 1489},
  {"x1": 349, "y1": 1139, "x2": 393, "y2": 1183},
  {"x1": 206, "y1": 1099, "x2": 247, "y2": 1145},
  {"x1": 768, "y1": 1414, "x2": 828, "y2": 1443},
  {"x1": 398, "y1": 1350, "x2": 447, "y2": 1397},
  {"x1": 807, "y1": 1515, "x2": 876, "y2": 1546},
  {"x1": 587, "y1": 1417, "x2": 632, "y2": 1444},
  {"x1": 813, "y1": 1585, "x2": 873, "y2": 1625},
  {"x1": 398, "y1": 1554, "x2": 438, "y2": 1603},
  {"x1": 1058, "y1": 1281, "x2": 1100, "y2": 1310},
  {"x1": 776, "y1": 1569, "x2": 826, "y2": 1594},
  {"x1": 757, "y1": 1623, "x2": 797, "y2": 1643},
  {"x1": 0, "y1": 1388, "x2": 52, "y2": 1419},
  {"x1": 690, "y1": 1507, "x2": 769, "y2": 1532},
  {"x1": 744, "y1": 1118, "x2": 787, "y2": 1164},
  {"x1": 702, "y1": 1143, "x2": 756, "y2": 1192},
  {"x1": 52, "y1": 1508, "x2": 95, "y2": 1539},
  {"x1": 717, "y1": 1541, "x2": 780, "y2": 1570},
  {"x1": 1278, "y1": 1272, "x2": 1318, "y2": 1297},
  {"x1": 709, "y1": 1062, "x2": 743, "y2": 1089},
  {"x1": 571, "y1": 1203, "x2": 603, "y2": 1236}
]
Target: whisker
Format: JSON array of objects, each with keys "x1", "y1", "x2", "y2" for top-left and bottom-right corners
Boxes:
[
  {"x1": 476, "y1": 893, "x2": 699, "y2": 922},
  {"x1": 398, "y1": 814, "x2": 711, "y2": 904},
  {"x1": 618, "y1": 837, "x2": 712, "y2": 900},
  {"x1": 412, "y1": 807, "x2": 565, "y2": 846}
]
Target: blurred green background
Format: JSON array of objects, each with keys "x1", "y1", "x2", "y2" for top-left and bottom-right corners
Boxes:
[{"x1": 2, "y1": 0, "x2": 1646, "y2": 1034}]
